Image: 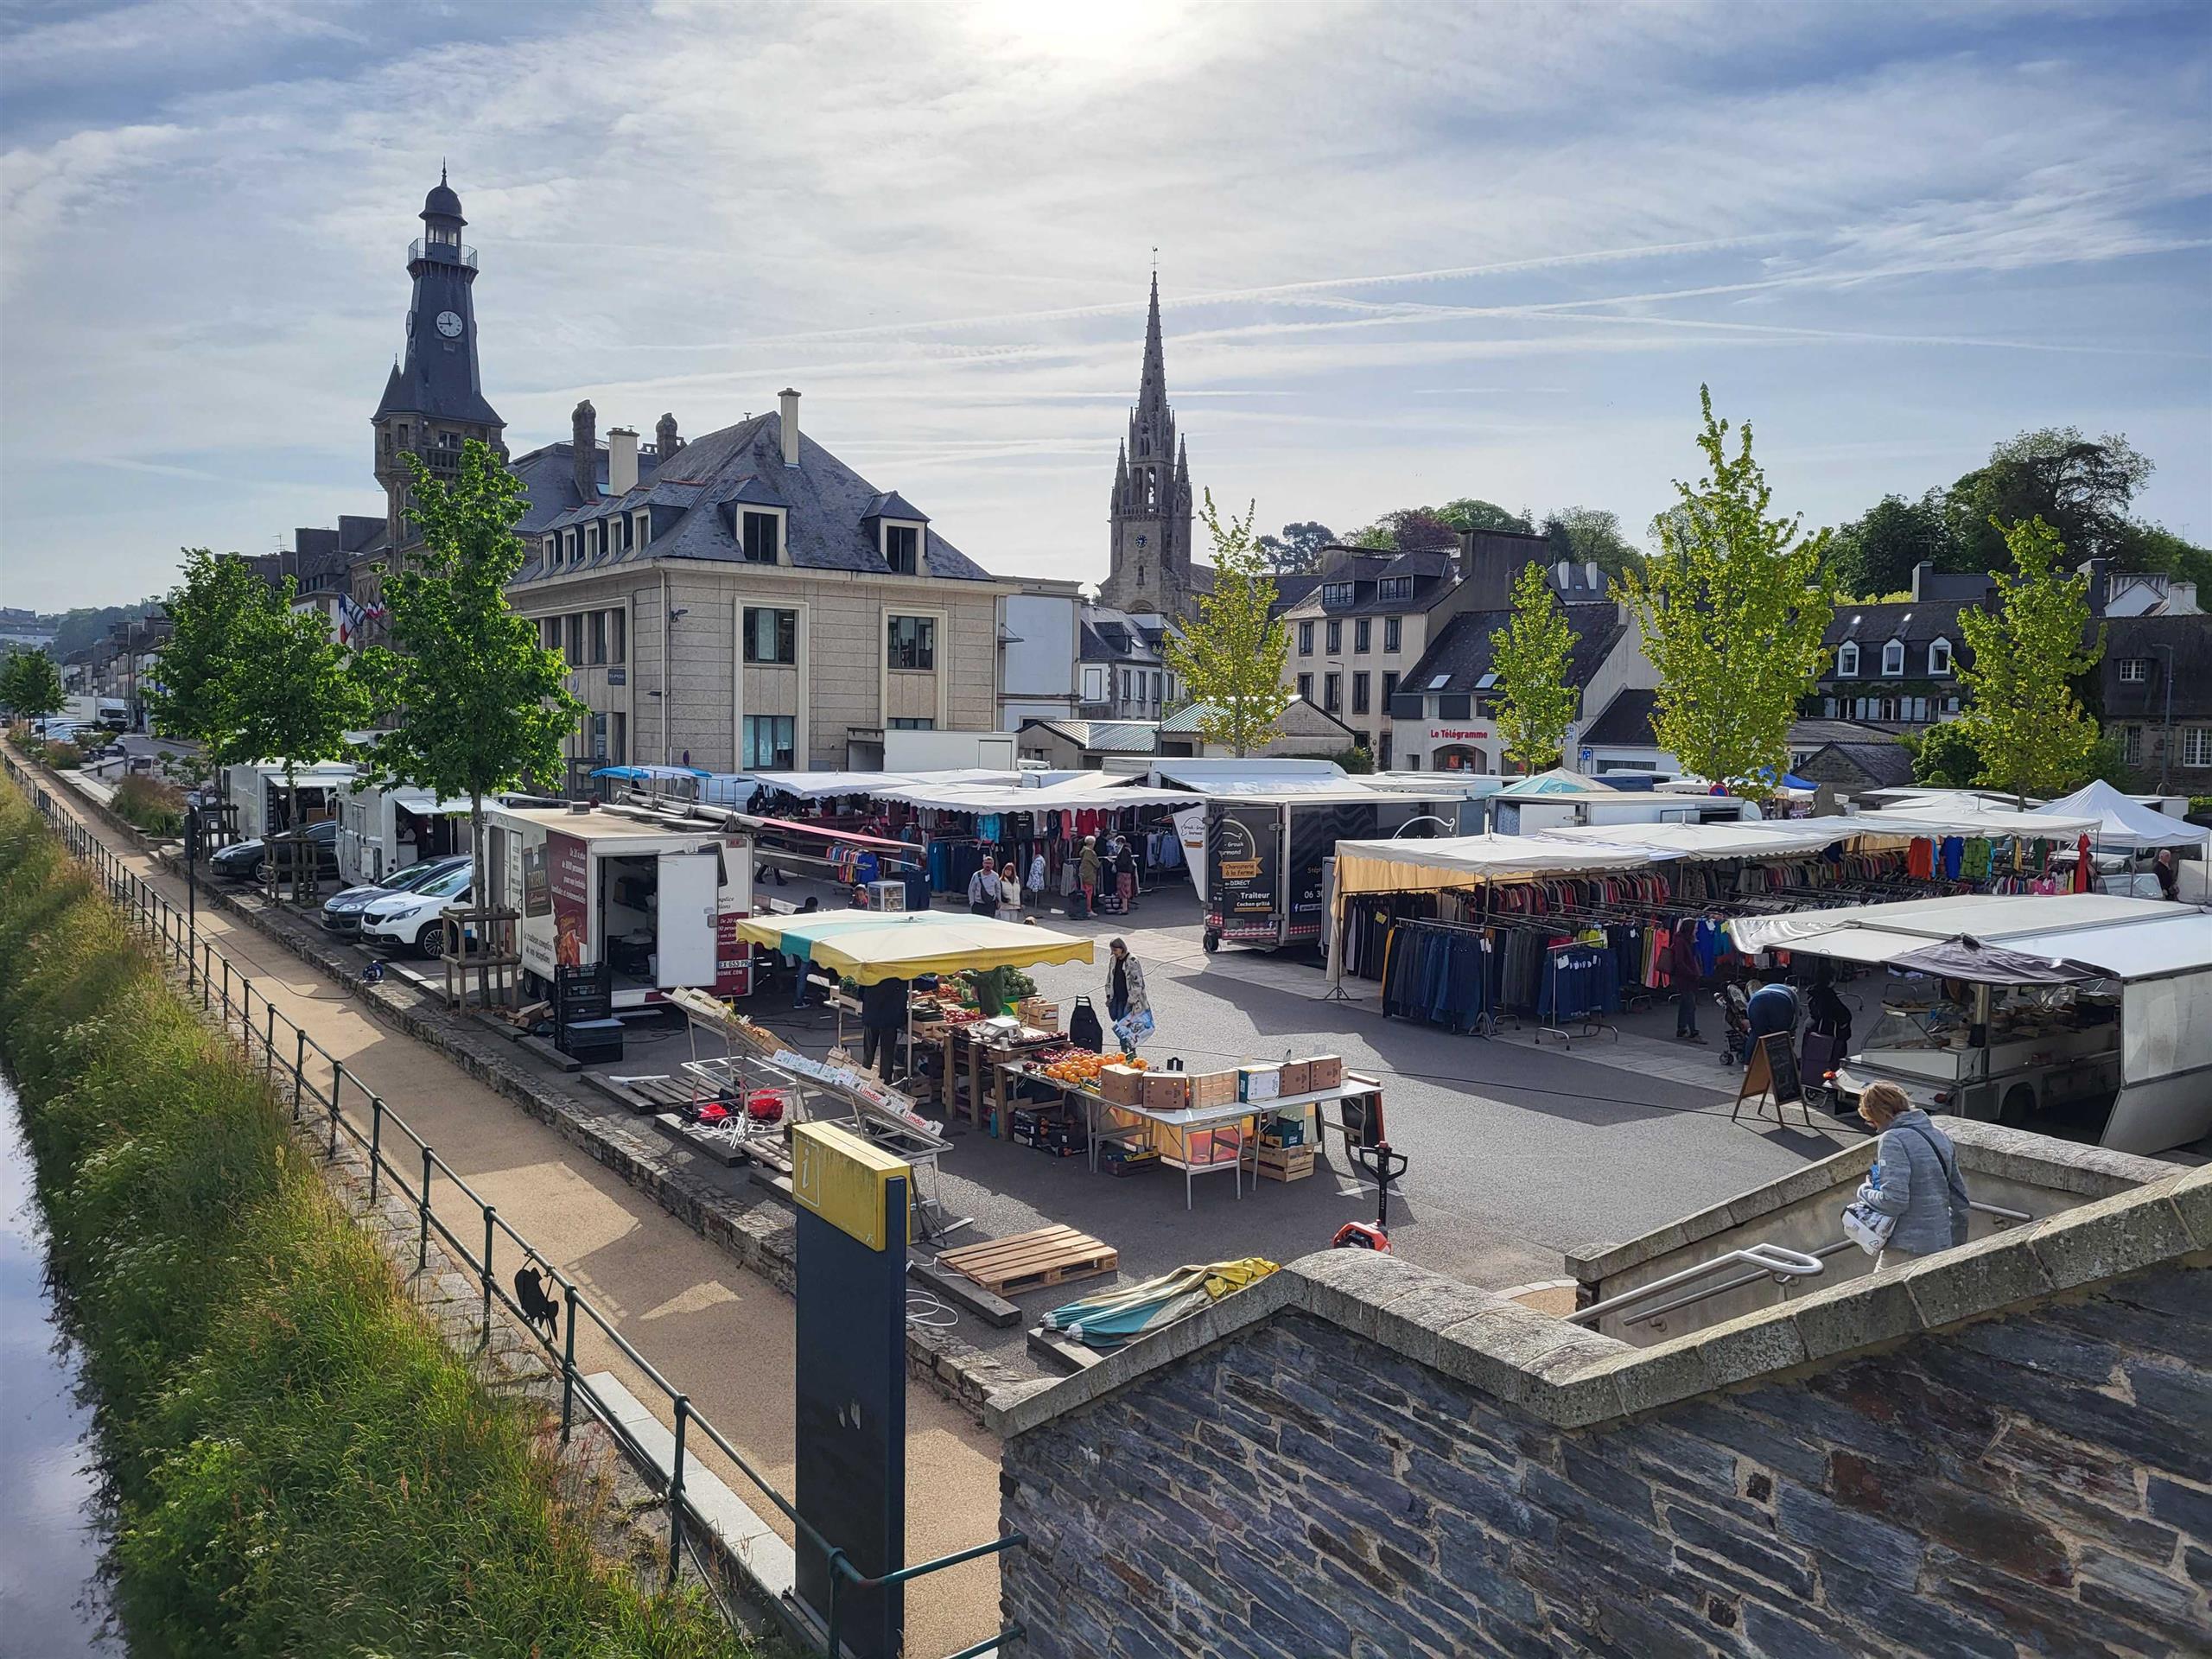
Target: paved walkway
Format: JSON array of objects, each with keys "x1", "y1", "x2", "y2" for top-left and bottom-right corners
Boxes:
[{"x1": 29, "y1": 770, "x2": 1004, "y2": 1657}]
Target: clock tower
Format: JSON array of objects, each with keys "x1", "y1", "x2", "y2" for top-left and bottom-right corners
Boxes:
[{"x1": 372, "y1": 168, "x2": 505, "y2": 551}]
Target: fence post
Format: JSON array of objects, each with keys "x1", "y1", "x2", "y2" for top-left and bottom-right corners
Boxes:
[
  {"x1": 293, "y1": 1027, "x2": 307, "y2": 1122},
  {"x1": 328, "y1": 1059, "x2": 342, "y2": 1159},
  {"x1": 200, "y1": 945, "x2": 212, "y2": 1011},
  {"x1": 668, "y1": 1396, "x2": 690, "y2": 1585},
  {"x1": 368, "y1": 1099, "x2": 384, "y2": 1203},
  {"x1": 418, "y1": 1147, "x2": 434, "y2": 1274},
  {"x1": 264, "y1": 1003, "x2": 276, "y2": 1080},
  {"x1": 480, "y1": 1205, "x2": 496, "y2": 1343},
  {"x1": 561, "y1": 1285, "x2": 579, "y2": 1443},
  {"x1": 222, "y1": 957, "x2": 232, "y2": 1022},
  {"x1": 826, "y1": 1554, "x2": 842, "y2": 1659}
]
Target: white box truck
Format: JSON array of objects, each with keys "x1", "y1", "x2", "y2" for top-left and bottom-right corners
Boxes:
[{"x1": 486, "y1": 804, "x2": 755, "y2": 1007}]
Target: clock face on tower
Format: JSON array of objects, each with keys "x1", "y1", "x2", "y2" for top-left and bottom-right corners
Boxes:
[{"x1": 435, "y1": 310, "x2": 464, "y2": 338}]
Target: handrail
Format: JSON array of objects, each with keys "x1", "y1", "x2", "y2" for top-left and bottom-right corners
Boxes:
[
  {"x1": 1567, "y1": 1243, "x2": 1825, "y2": 1326},
  {"x1": 3, "y1": 750, "x2": 1024, "y2": 1659}
]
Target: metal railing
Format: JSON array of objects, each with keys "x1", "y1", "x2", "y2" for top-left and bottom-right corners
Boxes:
[{"x1": 5, "y1": 753, "x2": 1024, "y2": 1659}]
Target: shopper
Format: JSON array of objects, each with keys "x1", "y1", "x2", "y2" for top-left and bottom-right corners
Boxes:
[
  {"x1": 1105, "y1": 937, "x2": 1151, "y2": 1058},
  {"x1": 1854, "y1": 1080, "x2": 1970, "y2": 1266},
  {"x1": 1745, "y1": 978, "x2": 1801, "y2": 1061},
  {"x1": 966, "y1": 859, "x2": 1001, "y2": 918},
  {"x1": 996, "y1": 861, "x2": 1025, "y2": 924},
  {"x1": 1114, "y1": 840, "x2": 1138, "y2": 913},
  {"x1": 2155, "y1": 849, "x2": 2180, "y2": 901},
  {"x1": 1078, "y1": 836, "x2": 1102, "y2": 915},
  {"x1": 1669, "y1": 916, "x2": 1704, "y2": 1042},
  {"x1": 860, "y1": 974, "x2": 908, "y2": 1080}
]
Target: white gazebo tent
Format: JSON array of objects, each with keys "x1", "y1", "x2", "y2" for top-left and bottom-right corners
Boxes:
[{"x1": 2035, "y1": 780, "x2": 2205, "y2": 849}]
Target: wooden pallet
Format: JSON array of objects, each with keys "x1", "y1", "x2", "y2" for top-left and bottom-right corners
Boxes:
[{"x1": 938, "y1": 1225, "x2": 1117, "y2": 1296}]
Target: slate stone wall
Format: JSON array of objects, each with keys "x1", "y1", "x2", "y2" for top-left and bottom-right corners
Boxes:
[{"x1": 1000, "y1": 1264, "x2": 2211, "y2": 1658}]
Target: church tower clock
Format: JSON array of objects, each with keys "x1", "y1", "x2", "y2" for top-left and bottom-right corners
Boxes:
[{"x1": 372, "y1": 168, "x2": 505, "y2": 552}]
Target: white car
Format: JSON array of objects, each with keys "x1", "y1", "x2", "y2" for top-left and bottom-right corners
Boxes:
[{"x1": 358, "y1": 865, "x2": 474, "y2": 957}]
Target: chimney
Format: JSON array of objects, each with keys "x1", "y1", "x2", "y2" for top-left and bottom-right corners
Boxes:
[
  {"x1": 570, "y1": 400, "x2": 597, "y2": 501},
  {"x1": 2082, "y1": 556, "x2": 2111, "y2": 616},
  {"x1": 607, "y1": 427, "x2": 639, "y2": 495},
  {"x1": 655, "y1": 411, "x2": 681, "y2": 457},
  {"x1": 1555, "y1": 560, "x2": 1572, "y2": 592},
  {"x1": 1910, "y1": 560, "x2": 1932, "y2": 601},
  {"x1": 779, "y1": 388, "x2": 801, "y2": 467},
  {"x1": 1585, "y1": 560, "x2": 1599, "y2": 592}
]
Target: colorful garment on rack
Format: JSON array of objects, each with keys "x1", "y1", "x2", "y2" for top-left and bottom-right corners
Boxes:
[{"x1": 1382, "y1": 922, "x2": 1490, "y2": 1031}]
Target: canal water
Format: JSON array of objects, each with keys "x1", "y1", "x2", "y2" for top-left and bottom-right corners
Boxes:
[{"x1": 0, "y1": 1075, "x2": 118, "y2": 1652}]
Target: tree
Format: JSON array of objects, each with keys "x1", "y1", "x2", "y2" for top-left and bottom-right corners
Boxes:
[
  {"x1": 1, "y1": 649, "x2": 65, "y2": 721},
  {"x1": 1438, "y1": 499, "x2": 1532, "y2": 535},
  {"x1": 1490, "y1": 561, "x2": 1580, "y2": 774},
  {"x1": 143, "y1": 549, "x2": 267, "y2": 747},
  {"x1": 1619, "y1": 387, "x2": 1836, "y2": 801},
  {"x1": 1328, "y1": 744, "x2": 1376, "y2": 774},
  {"x1": 226, "y1": 581, "x2": 369, "y2": 888},
  {"x1": 1539, "y1": 506, "x2": 1645, "y2": 587},
  {"x1": 1255, "y1": 521, "x2": 1334, "y2": 575},
  {"x1": 1908, "y1": 720, "x2": 1980, "y2": 788},
  {"x1": 1352, "y1": 506, "x2": 1459, "y2": 552},
  {"x1": 353, "y1": 441, "x2": 583, "y2": 987},
  {"x1": 1942, "y1": 429, "x2": 2150, "y2": 574},
  {"x1": 1955, "y1": 516, "x2": 2104, "y2": 805},
  {"x1": 1827, "y1": 491, "x2": 1955, "y2": 600},
  {"x1": 1162, "y1": 491, "x2": 1292, "y2": 757}
]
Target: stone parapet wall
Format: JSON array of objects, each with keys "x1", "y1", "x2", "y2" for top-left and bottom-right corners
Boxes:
[{"x1": 995, "y1": 1166, "x2": 2212, "y2": 1656}]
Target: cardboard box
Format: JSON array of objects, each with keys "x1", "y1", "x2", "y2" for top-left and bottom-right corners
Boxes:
[
  {"x1": 1277, "y1": 1058, "x2": 1313, "y2": 1096},
  {"x1": 1101, "y1": 1064, "x2": 1147, "y2": 1105},
  {"x1": 1185, "y1": 1126, "x2": 1245, "y2": 1166},
  {"x1": 1186, "y1": 1070, "x2": 1239, "y2": 1109},
  {"x1": 1237, "y1": 1065, "x2": 1281, "y2": 1103},
  {"x1": 1307, "y1": 1054, "x2": 1344, "y2": 1090},
  {"x1": 1141, "y1": 1071, "x2": 1190, "y2": 1110}
]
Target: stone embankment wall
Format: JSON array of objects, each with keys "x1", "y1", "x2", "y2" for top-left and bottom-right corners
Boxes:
[{"x1": 992, "y1": 1166, "x2": 2212, "y2": 1657}]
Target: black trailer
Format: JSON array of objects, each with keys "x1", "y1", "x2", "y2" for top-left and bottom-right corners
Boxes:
[{"x1": 1203, "y1": 793, "x2": 1382, "y2": 954}]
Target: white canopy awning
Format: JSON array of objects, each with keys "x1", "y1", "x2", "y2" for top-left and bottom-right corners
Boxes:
[
  {"x1": 1332, "y1": 832, "x2": 1662, "y2": 897},
  {"x1": 2035, "y1": 780, "x2": 2206, "y2": 849},
  {"x1": 1729, "y1": 892, "x2": 2185, "y2": 959},
  {"x1": 1536, "y1": 819, "x2": 1866, "y2": 861},
  {"x1": 1843, "y1": 801, "x2": 2101, "y2": 839},
  {"x1": 1999, "y1": 911, "x2": 2212, "y2": 979},
  {"x1": 746, "y1": 768, "x2": 1021, "y2": 801},
  {"x1": 868, "y1": 777, "x2": 1198, "y2": 811}
]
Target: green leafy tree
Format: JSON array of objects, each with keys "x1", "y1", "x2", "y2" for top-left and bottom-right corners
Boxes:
[
  {"x1": 1540, "y1": 506, "x2": 1644, "y2": 588},
  {"x1": 1955, "y1": 517, "x2": 2104, "y2": 804},
  {"x1": 1620, "y1": 387, "x2": 1836, "y2": 801},
  {"x1": 1438, "y1": 499, "x2": 1532, "y2": 535},
  {"x1": 1942, "y1": 429, "x2": 2150, "y2": 574},
  {"x1": 1827, "y1": 491, "x2": 1955, "y2": 600},
  {"x1": 1163, "y1": 492, "x2": 1291, "y2": 757},
  {"x1": 1255, "y1": 521, "x2": 1335, "y2": 575},
  {"x1": 1, "y1": 649, "x2": 66, "y2": 721},
  {"x1": 226, "y1": 582, "x2": 370, "y2": 883},
  {"x1": 353, "y1": 441, "x2": 583, "y2": 968},
  {"x1": 143, "y1": 549, "x2": 267, "y2": 746},
  {"x1": 1490, "y1": 561, "x2": 1580, "y2": 774},
  {"x1": 1908, "y1": 720, "x2": 1981, "y2": 788},
  {"x1": 1328, "y1": 744, "x2": 1376, "y2": 775}
]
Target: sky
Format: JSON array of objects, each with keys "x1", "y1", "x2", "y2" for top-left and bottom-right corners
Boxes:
[{"x1": 2, "y1": 0, "x2": 2208, "y2": 612}]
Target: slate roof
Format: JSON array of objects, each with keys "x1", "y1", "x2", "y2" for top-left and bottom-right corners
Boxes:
[
  {"x1": 1269, "y1": 573, "x2": 1322, "y2": 614},
  {"x1": 1823, "y1": 599, "x2": 1975, "y2": 679},
  {"x1": 1398, "y1": 602, "x2": 1626, "y2": 699},
  {"x1": 1581, "y1": 687, "x2": 1660, "y2": 748},
  {"x1": 1079, "y1": 605, "x2": 1171, "y2": 666},
  {"x1": 514, "y1": 413, "x2": 992, "y2": 585},
  {"x1": 2104, "y1": 614, "x2": 2212, "y2": 723},
  {"x1": 1284, "y1": 548, "x2": 1461, "y2": 620},
  {"x1": 1799, "y1": 741, "x2": 1917, "y2": 790}
]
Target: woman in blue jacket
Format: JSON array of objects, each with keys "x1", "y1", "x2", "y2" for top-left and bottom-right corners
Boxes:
[{"x1": 1857, "y1": 1081, "x2": 1971, "y2": 1265}]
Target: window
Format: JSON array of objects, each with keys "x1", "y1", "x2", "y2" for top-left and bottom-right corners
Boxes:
[
  {"x1": 1383, "y1": 616, "x2": 1402, "y2": 652},
  {"x1": 2124, "y1": 725, "x2": 2143, "y2": 765},
  {"x1": 563, "y1": 613, "x2": 583, "y2": 666},
  {"x1": 1321, "y1": 582, "x2": 1354, "y2": 608},
  {"x1": 1382, "y1": 671, "x2": 1399, "y2": 708},
  {"x1": 1351, "y1": 671, "x2": 1370, "y2": 715},
  {"x1": 1835, "y1": 641, "x2": 1859, "y2": 677},
  {"x1": 744, "y1": 607, "x2": 798, "y2": 664},
  {"x1": 1929, "y1": 639, "x2": 1952, "y2": 676},
  {"x1": 607, "y1": 608, "x2": 625, "y2": 664},
  {"x1": 609, "y1": 712, "x2": 626, "y2": 766},
  {"x1": 887, "y1": 614, "x2": 936, "y2": 670},
  {"x1": 542, "y1": 617, "x2": 560, "y2": 652},
  {"x1": 742, "y1": 715, "x2": 796, "y2": 769},
  {"x1": 564, "y1": 531, "x2": 580, "y2": 567},
  {"x1": 1323, "y1": 672, "x2": 1342, "y2": 714},
  {"x1": 741, "y1": 511, "x2": 779, "y2": 564},
  {"x1": 588, "y1": 712, "x2": 609, "y2": 760},
  {"x1": 542, "y1": 536, "x2": 556, "y2": 566},
  {"x1": 884, "y1": 524, "x2": 919, "y2": 575},
  {"x1": 1378, "y1": 732, "x2": 1392, "y2": 769},
  {"x1": 588, "y1": 610, "x2": 607, "y2": 665},
  {"x1": 1379, "y1": 577, "x2": 1413, "y2": 604},
  {"x1": 1355, "y1": 618, "x2": 1371, "y2": 653},
  {"x1": 1296, "y1": 672, "x2": 1313, "y2": 702},
  {"x1": 2120, "y1": 658, "x2": 2150, "y2": 683},
  {"x1": 888, "y1": 717, "x2": 935, "y2": 730},
  {"x1": 1325, "y1": 619, "x2": 1343, "y2": 655},
  {"x1": 1121, "y1": 670, "x2": 1133, "y2": 701},
  {"x1": 1083, "y1": 665, "x2": 1105, "y2": 702},
  {"x1": 1881, "y1": 639, "x2": 1904, "y2": 677},
  {"x1": 2186, "y1": 728, "x2": 2212, "y2": 769},
  {"x1": 1299, "y1": 620, "x2": 1314, "y2": 656},
  {"x1": 635, "y1": 512, "x2": 651, "y2": 550}
]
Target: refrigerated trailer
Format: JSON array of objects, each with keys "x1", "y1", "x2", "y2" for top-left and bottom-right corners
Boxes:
[{"x1": 486, "y1": 804, "x2": 755, "y2": 1008}]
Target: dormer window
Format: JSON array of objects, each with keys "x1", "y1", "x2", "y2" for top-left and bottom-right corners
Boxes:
[
  {"x1": 884, "y1": 524, "x2": 920, "y2": 575},
  {"x1": 1321, "y1": 582, "x2": 1355, "y2": 608},
  {"x1": 542, "y1": 536, "x2": 556, "y2": 566},
  {"x1": 1378, "y1": 576, "x2": 1414, "y2": 604},
  {"x1": 1881, "y1": 639, "x2": 1904, "y2": 677},
  {"x1": 741, "y1": 511, "x2": 780, "y2": 564},
  {"x1": 1836, "y1": 641, "x2": 1859, "y2": 677},
  {"x1": 1928, "y1": 638, "x2": 1953, "y2": 676},
  {"x1": 564, "y1": 530, "x2": 580, "y2": 568},
  {"x1": 634, "y1": 511, "x2": 650, "y2": 551}
]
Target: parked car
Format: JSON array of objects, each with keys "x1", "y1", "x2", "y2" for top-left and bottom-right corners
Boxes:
[
  {"x1": 321, "y1": 855, "x2": 470, "y2": 936},
  {"x1": 358, "y1": 864, "x2": 474, "y2": 957},
  {"x1": 208, "y1": 819, "x2": 340, "y2": 880}
]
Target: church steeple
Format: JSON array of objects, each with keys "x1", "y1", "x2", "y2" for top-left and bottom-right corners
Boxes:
[
  {"x1": 1139, "y1": 269, "x2": 1166, "y2": 412},
  {"x1": 1099, "y1": 268, "x2": 1196, "y2": 619}
]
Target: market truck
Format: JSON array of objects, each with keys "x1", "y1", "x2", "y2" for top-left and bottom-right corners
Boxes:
[{"x1": 486, "y1": 804, "x2": 754, "y2": 1007}]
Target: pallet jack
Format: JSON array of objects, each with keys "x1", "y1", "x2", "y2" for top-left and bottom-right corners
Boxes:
[{"x1": 1331, "y1": 1140, "x2": 1408, "y2": 1252}]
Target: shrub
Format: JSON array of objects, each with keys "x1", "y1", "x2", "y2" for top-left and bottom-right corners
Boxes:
[
  {"x1": 0, "y1": 779, "x2": 747, "y2": 1659},
  {"x1": 112, "y1": 773, "x2": 188, "y2": 836},
  {"x1": 40, "y1": 739, "x2": 86, "y2": 768}
]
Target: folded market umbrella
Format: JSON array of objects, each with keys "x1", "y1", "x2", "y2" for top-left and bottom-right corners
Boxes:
[
  {"x1": 1042, "y1": 1258, "x2": 1279, "y2": 1351},
  {"x1": 731, "y1": 910, "x2": 1094, "y2": 985}
]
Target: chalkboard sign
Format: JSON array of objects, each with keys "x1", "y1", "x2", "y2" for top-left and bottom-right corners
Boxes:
[{"x1": 1732, "y1": 1032, "x2": 1808, "y2": 1125}]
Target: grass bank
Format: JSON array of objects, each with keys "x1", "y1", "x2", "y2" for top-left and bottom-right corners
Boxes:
[{"x1": 0, "y1": 777, "x2": 747, "y2": 1658}]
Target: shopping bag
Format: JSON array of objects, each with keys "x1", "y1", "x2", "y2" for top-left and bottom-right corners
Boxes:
[
  {"x1": 1112, "y1": 1009, "x2": 1155, "y2": 1047},
  {"x1": 1840, "y1": 1199, "x2": 1894, "y2": 1256}
]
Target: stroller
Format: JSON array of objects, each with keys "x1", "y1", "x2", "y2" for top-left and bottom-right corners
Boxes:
[{"x1": 1718, "y1": 982, "x2": 1753, "y2": 1066}]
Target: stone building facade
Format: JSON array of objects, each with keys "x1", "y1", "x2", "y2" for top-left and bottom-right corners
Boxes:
[
  {"x1": 989, "y1": 1125, "x2": 2211, "y2": 1658},
  {"x1": 1096, "y1": 275, "x2": 1206, "y2": 621}
]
